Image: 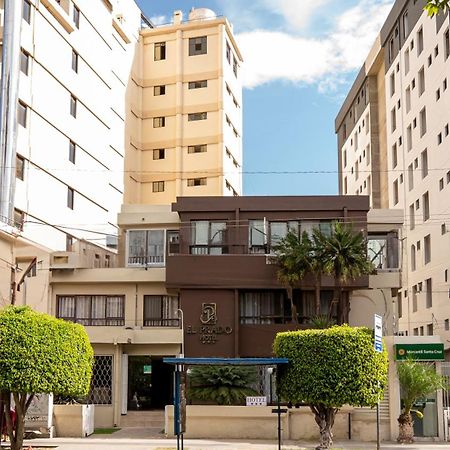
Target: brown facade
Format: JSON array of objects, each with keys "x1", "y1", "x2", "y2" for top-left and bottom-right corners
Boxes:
[{"x1": 167, "y1": 196, "x2": 370, "y2": 358}]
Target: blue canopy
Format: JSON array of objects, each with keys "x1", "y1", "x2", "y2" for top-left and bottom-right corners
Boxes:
[{"x1": 163, "y1": 357, "x2": 288, "y2": 366}]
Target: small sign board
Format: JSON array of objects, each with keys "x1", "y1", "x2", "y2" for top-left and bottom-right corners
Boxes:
[
  {"x1": 395, "y1": 343, "x2": 445, "y2": 361},
  {"x1": 246, "y1": 396, "x2": 267, "y2": 406},
  {"x1": 374, "y1": 314, "x2": 383, "y2": 353}
]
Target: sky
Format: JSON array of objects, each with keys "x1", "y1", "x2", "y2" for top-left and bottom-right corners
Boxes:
[{"x1": 135, "y1": 0, "x2": 395, "y2": 196}]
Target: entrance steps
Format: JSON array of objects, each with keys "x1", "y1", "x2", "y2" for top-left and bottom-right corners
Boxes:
[{"x1": 119, "y1": 410, "x2": 165, "y2": 433}]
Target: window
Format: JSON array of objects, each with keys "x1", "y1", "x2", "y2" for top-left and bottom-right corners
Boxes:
[
  {"x1": 187, "y1": 177, "x2": 207, "y2": 186},
  {"x1": 404, "y1": 48, "x2": 410, "y2": 74},
  {"x1": 445, "y1": 319, "x2": 449, "y2": 331},
  {"x1": 18, "y1": 101, "x2": 27, "y2": 127},
  {"x1": 188, "y1": 112, "x2": 207, "y2": 121},
  {"x1": 153, "y1": 149, "x2": 165, "y2": 160},
  {"x1": 154, "y1": 42, "x2": 166, "y2": 61},
  {"x1": 154, "y1": 85, "x2": 165, "y2": 96},
  {"x1": 67, "y1": 187, "x2": 74, "y2": 209},
  {"x1": 167, "y1": 230, "x2": 180, "y2": 254},
  {"x1": 20, "y1": 49, "x2": 29, "y2": 75},
  {"x1": 441, "y1": 223, "x2": 446, "y2": 234},
  {"x1": 405, "y1": 86, "x2": 411, "y2": 112},
  {"x1": 418, "y1": 66, "x2": 425, "y2": 96},
  {"x1": 389, "y1": 37, "x2": 394, "y2": 62},
  {"x1": 393, "y1": 180, "x2": 399, "y2": 205},
  {"x1": 428, "y1": 54, "x2": 432, "y2": 66},
  {"x1": 226, "y1": 41, "x2": 231, "y2": 63},
  {"x1": 407, "y1": 125, "x2": 412, "y2": 151},
  {"x1": 343, "y1": 177, "x2": 348, "y2": 194},
  {"x1": 249, "y1": 220, "x2": 267, "y2": 253},
  {"x1": 435, "y1": 45, "x2": 439, "y2": 57},
  {"x1": 188, "y1": 144, "x2": 207, "y2": 154},
  {"x1": 354, "y1": 131, "x2": 358, "y2": 150},
  {"x1": 343, "y1": 150, "x2": 347, "y2": 167},
  {"x1": 411, "y1": 244, "x2": 416, "y2": 271},
  {"x1": 14, "y1": 208, "x2": 24, "y2": 230},
  {"x1": 436, "y1": 88, "x2": 441, "y2": 101},
  {"x1": 66, "y1": 235, "x2": 73, "y2": 251},
  {"x1": 240, "y1": 291, "x2": 292, "y2": 324},
  {"x1": 152, "y1": 181, "x2": 164, "y2": 193},
  {"x1": 424, "y1": 234, "x2": 431, "y2": 264},
  {"x1": 189, "y1": 36, "x2": 207, "y2": 56},
  {"x1": 233, "y1": 56, "x2": 238, "y2": 77},
  {"x1": 446, "y1": 124, "x2": 449, "y2": 136},
  {"x1": 440, "y1": 178, "x2": 444, "y2": 190},
  {"x1": 57, "y1": 295, "x2": 124, "y2": 326},
  {"x1": 417, "y1": 27, "x2": 424, "y2": 55},
  {"x1": 89, "y1": 356, "x2": 112, "y2": 405},
  {"x1": 188, "y1": 80, "x2": 207, "y2": 89},
  {"x1": 448, "y1": 171, "x2": 450, "y2": 183},
  {"x1": 408, "y1": 164, "x2": 414, "y2": 191},
  {"x1": 398, "y1": 293, "x2": 403, "y2": 318},
  {"x1": 127, "y1": 229, "x2": 165, "y2": 266},
  {"x1": 403, "y1": 11, "x2": 409, "y2": 38},
  {"x1": 423, "y1": 191, "x2": 430, "y2": 221},
  {"x1": 73, "y1": 5, "x2": 80, "y2": 28},
  {"x1": 72, "y1": 50, "x2": 78, "y2": 73},
  {"x1": 409, "y1": 204, "x2": 415, "y2": 230},
  {"x1": 144, "y1": 295, "x2": 179, "y2": 327},
  {"x1": 16, "y1": 155, "x2": 25, "y2": 180},
  {"x1": 390, "y1": 72, "x2": 395, "y2": 96},
  {"x1": 153, "y1": 117, "x2": 165, "y2": 128},
  {"x1": 427, "y1": 323, "x2": 433, "y2": 336},
  {"x1": 412, "y1": 285, "x2": 418, "y2": 312},
  {"x1": 365, "y1": 114, "x2": 369, "y2": 134},
  {"x1": 391, "y1": 108, "x2": 396, "y2": 132},
  {"x1": 69, "y1": 140, "x2": 76, "y2": 164},
  {"x1": 70, "y1": 95, "x2": 77, "y2": 118},
  {"x1": 367, "y1": 233, "x2": 400, "y2": 270},
  {"x1": 23, "y1": 0, "x2": 31, "y2": 23},
  {"x1": 421, "y1": 149, "x2": 428, "y2": 178},
  {"x1": 426, "y1": 278, "x2": 432, "y2": 308},
  {"x1": 445, "y1": 269, "x2": 448, "y2": 283},
  {"x1": 445, "y1": 29, "x2": 450, "y2": 59},
  {"x1": 190, "y1": 221, "x2": 227, "y2": 254},
  {"x1": 444, "y1": 78, "x2": 448, "y2": 91},
  {"x1": 392, "y1": 143, "x2": 398, "y2": 168},
  {"x1": 419, "y1": 107, "x2": 427, "y2": 137}
]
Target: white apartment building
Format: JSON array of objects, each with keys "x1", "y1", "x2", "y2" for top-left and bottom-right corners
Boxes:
[
  {"x1": 0, "y1": 0, "x2": 142, "y2": 251},
  {"x1": 336, "y1": 0, "x2": 450, "y2": 356}
]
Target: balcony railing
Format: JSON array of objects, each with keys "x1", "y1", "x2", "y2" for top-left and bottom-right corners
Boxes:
[
  {"x1": 143, "y1": 318, "x2": 180, "y2": 327},
  {"x1": 128, "y1": 255, "x2": 164, "y2": 266}
]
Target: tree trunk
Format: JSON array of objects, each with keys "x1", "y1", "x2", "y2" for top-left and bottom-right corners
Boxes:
[
  {"x1": 310, "y1": 404, "x2": 337, "y2": 450},
  {"x1": 287, "y1": 286, "x2": 298, "y2": 324},
  {"x1": 1, "y1": 391, "x2": 32, "y2": 450},
  {"x1": 397, "y1": 412, "x2": 414, "y2": 444},
  {"x1": 314, "y1": 276, "x2": 321, "y2": 316}
]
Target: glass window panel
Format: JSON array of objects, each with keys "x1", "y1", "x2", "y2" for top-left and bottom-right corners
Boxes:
[
  {"x1": 210, "y1": 222, "x2": 226, "y2": 244},
  {"x1": 192, "y1": 221, "x2": 209, "y2": 245},
  {"x1": 249, "y1": 220, "x2": 265, "y2": 246},
  {"x1": 270, "y1": 222, "x2": 288, "y2": 246},
  {"x1": 147, "y1": 230, "x2": 164, "y2": 258}
]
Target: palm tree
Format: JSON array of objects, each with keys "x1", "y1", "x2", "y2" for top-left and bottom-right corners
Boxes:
[
  {"x1": 397, "y1": 359, "x2": 447, "y2": 443},
  {"x1": 313, "y1": 222, "x2": 374, "y2": 324},
  {"x1": 272, "y1": 231, "x2": 314, "y2": 324}
]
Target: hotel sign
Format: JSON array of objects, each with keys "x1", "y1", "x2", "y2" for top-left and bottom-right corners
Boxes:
[
  {"x1": 186, "y1": 303, "x2": 233, "y2": 344},
  {"x1": 395, "y1": 343, "x2": 445, "y2": 361}
]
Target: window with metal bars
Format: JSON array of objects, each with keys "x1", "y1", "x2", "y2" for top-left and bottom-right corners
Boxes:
[
  {"x1": 143, "y1": 295, "x2": 179, "y2": 327},
  {"x1": 89, "y1": 356, "x2": 113, "y2": 404}
]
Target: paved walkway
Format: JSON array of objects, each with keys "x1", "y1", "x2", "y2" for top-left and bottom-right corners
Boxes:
[{"x1": 20, "y1": 436, "x2": 450, "y2": 450}]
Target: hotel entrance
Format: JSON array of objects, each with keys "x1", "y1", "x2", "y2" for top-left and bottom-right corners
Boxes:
[{"x1": 127, "y1": 356, "x2": 173, "y2": 411}]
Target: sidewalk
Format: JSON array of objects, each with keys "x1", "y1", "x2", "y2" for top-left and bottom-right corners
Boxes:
[{"x1": 20, "y1": 436, "x2": 450, "y2": 450}]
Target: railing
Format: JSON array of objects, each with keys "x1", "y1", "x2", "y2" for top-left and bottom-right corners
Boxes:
[
  {"x1": 61, "y1": 317, "x2": 125, "y2": 326},
  {"x1": 143, "y1": 318, "x2": 180, "y2": 327},
  {"x1": 128, "y1": 255, "x2": 164, "y2": 266}
]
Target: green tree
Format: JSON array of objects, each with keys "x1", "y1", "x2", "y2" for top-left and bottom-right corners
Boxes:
[
  {"x1": 397, "y1": 359, "x2": 447, "y2": 443},
  {"x1": 188, "y1": 365, "x2": 258, "y2": 405},
  {"x1": 274, "y1": 325, "x2": 388, "y2": 450},
  {"x1": 272, "y1": 231, "x2": 323, "y2": 323},
  {"x1": 313, "y1": 222, "x2": 374, "y2": 324},
  {"x1": 0, "y1": 306, "x2": 93, "y2": 450},
  {"x1": 425, "y1": 0, "x2": 450, "y2": 15}
]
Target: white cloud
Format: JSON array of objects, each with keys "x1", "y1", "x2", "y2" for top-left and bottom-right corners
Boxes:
[
  {"x1": 150, "y1": 15, "x2": 168, "y2": 26},
  {"x1": 234, "y1": 0, "x2": 394, "y2": 89},
  {"x1": 263, "y1": 0, "x2": 331, "y2": 29}
]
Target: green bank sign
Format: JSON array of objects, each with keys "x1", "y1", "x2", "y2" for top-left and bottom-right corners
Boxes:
[{"x1": 395, "y1": 343, "x2": 445, "y2": 361}]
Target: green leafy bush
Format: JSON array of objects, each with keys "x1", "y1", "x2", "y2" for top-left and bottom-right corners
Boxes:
[
  {"x1": 0, "y1": 306, "x2": 94, "y2": 450},
  {"x1": 188, "y1": 365, "x2": 258, "y2": 405},
  {"x1": 274, "y1": 325, "x2": 388, "y2": 449}
]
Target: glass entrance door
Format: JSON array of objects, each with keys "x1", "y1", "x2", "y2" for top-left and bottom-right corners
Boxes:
[{"x1": 128, "y1": 356, "x2": 153, "y2": 410}]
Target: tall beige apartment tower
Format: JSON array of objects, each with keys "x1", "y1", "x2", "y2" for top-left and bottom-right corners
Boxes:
[
  {"x1": 125, "y1": 8, "x2": 243, "y2": 205},
  {"x1": 336, "y1": 0, "x2": 450, "y2": 356}
]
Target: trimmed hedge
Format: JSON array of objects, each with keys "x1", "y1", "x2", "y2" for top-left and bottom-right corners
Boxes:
[
  {"x1": 274, "y1": 325, "x2": 388, "y2": 407},
  {"x1": 0, "y1": 306, "x2": 93, "y2": 396}
]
